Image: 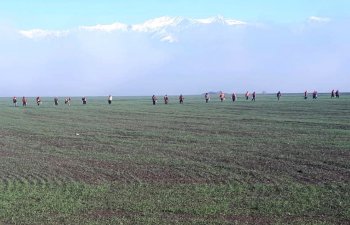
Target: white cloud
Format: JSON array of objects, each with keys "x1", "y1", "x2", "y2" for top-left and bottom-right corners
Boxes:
[
  {"x1": 225, "y1": 19, "x2": 247, "y2": 26},
  {"x1": 19, "y1": 29, "x2": 69, "y2": 39},
  {"x1": 160, "y1": 34, "x2": 177, "y2": 43},
  {"x1": 309, "y1": 16, "x2": 331, "y2": 23},
  {"x1": 79, "y1": 22, "x2": 128, "y2": 32}
]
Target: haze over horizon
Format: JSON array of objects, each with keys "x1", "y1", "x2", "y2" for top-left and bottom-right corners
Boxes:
[{"x1": 0, "y1": 1, "x2": 349, "y2": 96}]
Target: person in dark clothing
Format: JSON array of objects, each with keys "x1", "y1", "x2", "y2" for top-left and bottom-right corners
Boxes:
[
  {"x1": 277, "y1": 91, "x2": 281, "y2": 101},
  {"x1": 232, "y1": 93, "x2": 237, "y2": 102},
  {"x1": 304, "y1": 91, "x2": 308, "y2": 100},
  {"x1": 179, "y1": 94, "x2": 184, "y2": 104},
  {"x1": 251, "y1": 92, "x2": 256, "y2": 101},
  {"x1": 331, "y1": 90, "x2": 335, "y2": 98},
  {"x1": 36, "y1": 97, "x2": 41, "y2": 106},
  {"x1": 82, "y1": 97, "x2": 87, "y2": 104},
  {"x1": 312, "y1": 91, "x2": 318, "y2": 99},
  {"x1": 152, "y1": 95, "x2": 157, "y2": 105},
  {"x1": 335, "y1": 90, "x2": 340, "y2": 98},
  {"x1": 13, "y1": 97, "x2": 17, "y2": 107},
  {"x1": 54, "y1": 97, "x2": 59, "y2": 106},
  {"x1": 205, "y1": 93, "x2": 210, "y2": 103}
]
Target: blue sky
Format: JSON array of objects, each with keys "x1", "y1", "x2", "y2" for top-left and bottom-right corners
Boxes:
[{"x1": 0, "y1": 0, "x2": 349, "y2": 96}]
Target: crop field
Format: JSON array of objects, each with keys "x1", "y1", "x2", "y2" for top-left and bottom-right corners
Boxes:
[{"x1": 0, "y1": 94, "x2": 349, "y2": 224}]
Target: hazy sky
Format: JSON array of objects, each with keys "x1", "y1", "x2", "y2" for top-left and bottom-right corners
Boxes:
[{"x1": 0, "y1": 0, "x2": 349, "y2": 96}]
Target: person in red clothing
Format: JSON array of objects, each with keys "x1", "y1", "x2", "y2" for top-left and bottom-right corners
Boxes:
[
  {"x1": 22, "y1": 96, "x2": 27, "y2": 107},
  {"x1": 164, "y1": 95, "x2": 169, "y2": 104},
  {"x1": 219, "y1": 92, "x2": 225, "y2": 102},
  {"x1": 245, "y1": 91, "x2": 250, "y2": 100}
]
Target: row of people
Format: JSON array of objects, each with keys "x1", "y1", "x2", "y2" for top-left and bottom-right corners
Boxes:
[
  {"x1": 13, "y1": 96, "x2": 113, "y2": 107},
  {"x1": 154, "y1": 90, "x2": 341, "y2": 105},
  {"x1": 10, "y1": 90, "x2": 342, "y2": 107},
  {"x1": 13, "y1": 96, "x2": 72, "y2": 107}
]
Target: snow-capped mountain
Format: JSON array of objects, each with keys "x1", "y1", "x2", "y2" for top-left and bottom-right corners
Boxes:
[{"x1": 19, "y1": 16, "x2": 247, "y2": 42}]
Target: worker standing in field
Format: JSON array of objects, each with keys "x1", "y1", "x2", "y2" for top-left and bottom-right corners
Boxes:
[
  {"x1": 108, "y1": 95, "x2": 112, "y2": 105},
  {"x1": 179, "y1": 94, "x2": 184, "y2": 104},
  {"x1": 219, "y1": 92, "x2": 225, "y2": 102},
  {"x1": 304, "y1": 91, "x2": 308, "y2": 100},
  {"x1": 152, "y1": 95, "x2": 157, "y2": 105},
  {"x1": 22, "y1": 96, "x2": 27, "y2": 107},
  {"x1": 251, "y1": 92, "x2": 256, "y2": 101},
  {"x1": 245, "y1": 91, "x2": 250, "y2": 100},
  {"x1": 65, "y1": 97, "x2": 71, "y2": 106},
  {"x1": 205, "y1": 93, "x2": 210, "y2": 103},
  {"x1": 54, "y1": 97, "x2": 59, "y2": 106},
  {"x1": 36, "y1": 97, "x2": 42, "y2": 106},
  {"x1": 335, "y1": 90, "x2": 340, "y2": 98},
  {"x1": 13, "y1": 97, "x2": 17, "y2": 107},
  {"x1": 232, "y1": 93, "x2": 237, "y2": 102},
  {"x1": 277, "y1": 91, "x2": 281, "y2": 101},
  {"x1": 312, "y1": 91, "x2": 318, "y2": 99},
  {"x1": 164, "y1": 95, "x2": 169, "y2": 104},
  {"x1": 331, "y1": 90, "x2": 335, "y2": 98},
  {"x1": 82, "y1": 97, "x2": 87, "y2": 104}
]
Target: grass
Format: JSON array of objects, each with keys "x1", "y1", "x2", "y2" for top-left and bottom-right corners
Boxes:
[{"x1": 0, "y1": 94, "x2": 349, "y2": 224}]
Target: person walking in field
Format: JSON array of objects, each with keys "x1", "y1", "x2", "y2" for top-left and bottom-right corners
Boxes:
[
  {"x1": 22, "y1": 96, "x2": 27, "y2": 107},
  {"x1": 108, "y1": 95, "x2": 112, "y2": 105},
  {"x1": 245, "y1": 91, "x2": 250, "y2": 100},
  {"x1": 312, "y1": 91, "x2": 318, "y2": 99},
  {"x1": 36, "y1": 97, "x2": 42, "y2": 106},
  {"x1": 179, "y1": 94, "x2": 184, "y2": 104},
  {"x1": 219, "y1": 92, "x2": 225, "y2": 102},
  {"x1": 232, "y1": 93, "x2": 237, "y2": 102},
  {"x1": 65, "y1": 97, "x2": 71, "y2": 106},
  {"x1": 13, "y1": 97, "x2": 17, "y2": 107},
  {"x1": 82, "y1": 97, "x2": 87, "y2": 104},
  {"x1": 251, "y1": 92, "x2": 256, "y2": 101},
  {"x1": 152, "y1": 95, "x2": 157, "y2": 105},
  {"x1": 304, "y1": 91, "x2": 308, "y2": 100},
  {"x1": 164, "y1": 95, "x2": 169, "y2": 104},
  {"x1": 277, "y1": 91, "x2": 281, "y2": 101},
  {"x1": 205, "y1": 93, "x2": 210, "y2": 103},
  {"x1": 54, "y1": 97, "x2": 59, "y2": 106},
  {"x1": 331, "y1": 90, "x2": 335, "y2": 98},
  {"x1": 335, "y1": 90, "x2": 340, "y2": 98}
]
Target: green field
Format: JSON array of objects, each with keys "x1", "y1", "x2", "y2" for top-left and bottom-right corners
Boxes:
[{"x1": 0, "y1": 94, "x2": 349, "y2": 224}]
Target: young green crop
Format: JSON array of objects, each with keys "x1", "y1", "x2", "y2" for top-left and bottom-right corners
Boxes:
[{"x1": 0, "y1": 94, "x2": 348, "y2": 224}]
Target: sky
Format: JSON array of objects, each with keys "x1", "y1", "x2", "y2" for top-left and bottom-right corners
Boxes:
[{"x1": 0, "y1": 0, "x2": 349, "y2": 96}]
